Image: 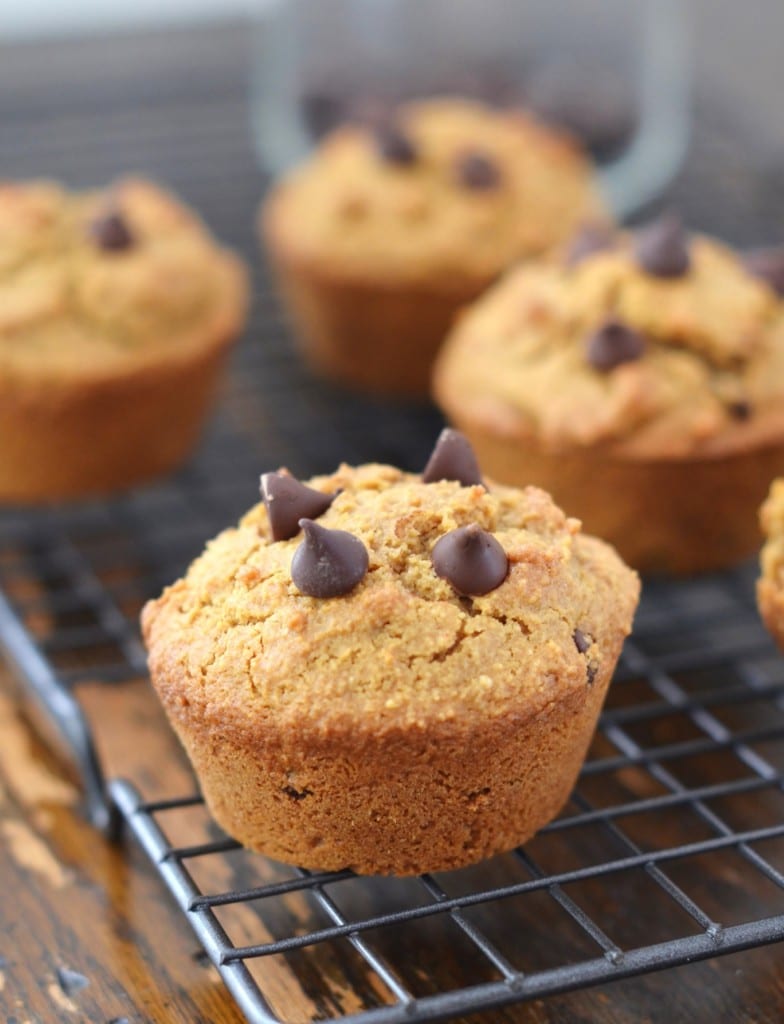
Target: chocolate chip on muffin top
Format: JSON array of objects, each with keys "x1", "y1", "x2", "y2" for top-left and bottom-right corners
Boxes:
[{"x1": 434, "y1": 221, "x2": 784, "y2": 459}]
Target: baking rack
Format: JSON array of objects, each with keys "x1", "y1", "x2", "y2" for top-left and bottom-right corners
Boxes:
[
  {"x1": 3, "y1": 318, "x2": 784, "y2": 1024},
  {"x1": 3, "y1": 21, "x2": 784, "y2": 1024}
]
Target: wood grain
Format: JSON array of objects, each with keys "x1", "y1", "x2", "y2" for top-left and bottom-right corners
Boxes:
[{"x1": 1, "y1": 668, "x2": 783, "y2": 1024}]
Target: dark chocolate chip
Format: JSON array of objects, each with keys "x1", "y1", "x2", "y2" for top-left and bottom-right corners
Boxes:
[
  {"x1": 432, "y1": 524, "x2": 508, "y2": 596},
  {"x1": 89, "y1": 208, "x2": 135, "y2": 252},
  {"x1": 587, "y1": 662, "x2": 599, "y2": 686},
  {"x1": 291, "y1": 519, "x2": 368, "y2": 598},
  {"x1": 455, "y1": 150, "x2": 501, "y2": 190},
  {"x1": 728, "y1": 400, "x2": 752, "y2": 421},
  {"x1": 282, "y1": 784, "x2": 313, "y2": 801},
  {"x1": 108, "y1": 1019, "x2": 131, "y2": 1024},
  {"x1": 635, "y1": 214, "x2": 691, "y2": 278},
  {"x1": 422, "y1": 428, "x2": 483, "y2": 487},
  {"x1": 56, "y1": 966, "x2": 89, "y2": 997},
  {"x1": 374, "y1": 122, "x2": 418, "y2": 165},
  {"x1": 573, "y1": 628, "x2": 593, "y2": 654},
  {"x1": 585, "y1": 318, "x2": 646, "y2": 372},
  {"x1": 743, "y1": 247, "x2": 784, "y2": 296},
  {"x1": 261, "y1": 471, "x2": 337, "y2": 542},
  {"x1": 565, "y1": 222, "x2": 616, "y2": 268}
]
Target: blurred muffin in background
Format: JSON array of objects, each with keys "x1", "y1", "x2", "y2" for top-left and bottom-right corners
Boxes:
[
  {"x1": 0, "y1": 178, "x2": 248, "y2": 502},
  {"x1": 261, "y1": 98, "x2": 606, "y2": 397},
  {"x1": 433, "y1": 216, "x2": 784, "y2": 574},
  {"x1": 759, "y1": 479, "x2": 784, "y2": 648}
]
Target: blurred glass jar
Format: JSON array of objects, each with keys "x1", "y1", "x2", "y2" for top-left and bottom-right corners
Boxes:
[{"x1": 251, "y1": 0, "x2": 690, "y2": 218}]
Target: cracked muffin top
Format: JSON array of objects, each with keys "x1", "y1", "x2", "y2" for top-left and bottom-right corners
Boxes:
[
  {"x1": 433, "y1": 219, "x2": 784, "y2": 458},
  {"x1": 0, "y1": 177, "x2": 247, "y2": 379},
  {"x1": 142, "y1": 452, "x2": 639, "y2": 735},
  {"x1": 262, "y1": 98, "x2": 605, "y2": 287}
]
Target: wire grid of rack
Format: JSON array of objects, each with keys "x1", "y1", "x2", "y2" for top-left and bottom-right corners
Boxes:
[
  {"x1": 3, "y1": 22, "x2": 784, "y2": 1024},
  {"x1": 3, "y1": 421, "x2": 784, "y2": 1023}
]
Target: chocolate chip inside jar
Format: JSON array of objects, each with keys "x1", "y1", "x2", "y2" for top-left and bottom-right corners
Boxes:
[{"x1": 585, "y1": 319, "x2": 646, "y2": 372}]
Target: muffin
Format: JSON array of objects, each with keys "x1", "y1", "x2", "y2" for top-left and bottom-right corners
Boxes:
[
  {"x1": 0, "y1": 177, "x2": 248, "y2": 502},
  {"x1": 758, "y1": 479, "x2": 784, "y2": 648},
  {"x1": 142, "y1": 430, "x2": 639, "y2": 875},
  {"x1": 433, "y1": 217, "x2": 784, "y2": 574},
  {"x1": 261, "y1": 98, "x2": 605, "y2": 396}
]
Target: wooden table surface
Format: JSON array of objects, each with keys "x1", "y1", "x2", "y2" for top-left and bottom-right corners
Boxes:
[{"x1": 1, "y1": 668, "x2": 784, "y2": 1024}]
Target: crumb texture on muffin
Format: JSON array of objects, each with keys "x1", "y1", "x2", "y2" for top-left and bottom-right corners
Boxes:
[
  {"x1": 143, "y1": 461, "x2": 638, "y2": 874},
  {"x1": 263, "y1": 98, "x2": 604, "y2": 287},
  {"x1": 434, "y1": 230, "x2": 784, "y2": 459}
]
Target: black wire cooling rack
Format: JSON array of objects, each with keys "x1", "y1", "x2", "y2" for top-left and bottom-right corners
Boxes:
[
  {"x1": 3, "y1": 21, "x2": 784, "y2": 1024},
  {"x1": 3, "y1": 323, "x2": 784, "y2": 1024},
  {"x1": 4, "y1": 418, "x2": 784, "y2": 1024}
]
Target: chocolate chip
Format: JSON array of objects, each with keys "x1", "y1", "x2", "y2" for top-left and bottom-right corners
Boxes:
[
  {"x1": 587, "y1": 662, "x2": 599, "y2": 686},
  {"x1": 455, "y1": 150, "x2": 501, "y2": 190},
  {"x1": 585, "y1": 318, "x2": 646, "y2": 372},
  {"x1": 743, "y1": 247, "x2": 784, "y2": 296},
  {"x1": 282, "y1": 784, "x2": 312, "y2": 801},
  {"x1": 291, "y1": 519, "x2": 368, "y2": 598},
  {"x1": 565, "y1": 222, "x2": 616, "y2": 268},
  {"x1": 261, "y1": 471, "x2": 337, "y2": 542},
  {"x1": 635, "y1": 215, "x2": 691, "y2": 278},
  {"x1": 573, "y1": 628, "x2": 593, "y2": 654},
  {"x1": 89, "y1": 208, "x2": 135, "y2": 252},
  {"x1": 422, "y1": 428, "x2": 483, "y2": 487},
  {"x1": 374, "y1": 122, "x2": 418, "y2": 165},
  {"x1": 728, "y1": 400, "x2": 752, "y2": 421},
  {"x1": 56, "y1": 967, "x2": 89, "y2": 997},
  {"x1": 432, "y1": 524, "x2": 508, "y2": 596}
]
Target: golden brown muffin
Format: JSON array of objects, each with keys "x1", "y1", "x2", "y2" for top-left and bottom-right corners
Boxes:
[
  {"x1": 433, "y1": 218, "x2": 784, "y2": 574},
  {"x1": 261, "y1": 98, "x2": 605, "y2": 396},
  {"x1": 0, "y1": 177, "x2": 248, "y2": 502},
  {"x1": 758, "y1": 479, "x2": 784, "y2": 648},
  {"x1": 142, "y1": 433, "x2": 639, "y2": 875}
]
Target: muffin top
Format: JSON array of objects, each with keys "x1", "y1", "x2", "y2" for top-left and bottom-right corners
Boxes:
[
  {"x1": 262, "y1": 98, "x2": 604, "y2": 287},
  {"x1": 434, "y1": 219, "x2": 784, "y2": 458},
  {"x1": 0, "y1": 177, "x2": 247, "y2": 381},
  {"x1": 142, "y1": 432, "x2": 639, "y2": 737}
]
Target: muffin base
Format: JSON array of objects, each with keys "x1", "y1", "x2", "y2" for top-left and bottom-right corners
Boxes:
[
  {"x1": 267, "y1": 247, "x2": 488, "y2": 398},
  {"x1": 0, "y1": 337, "x2": 234, "y2": 502},
  {"x1": 153, "y1": 646, "x2": 620, "y2": 876},
  {"x1": 451, "y1": 425, "x2": 784, "y2": 575}
]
